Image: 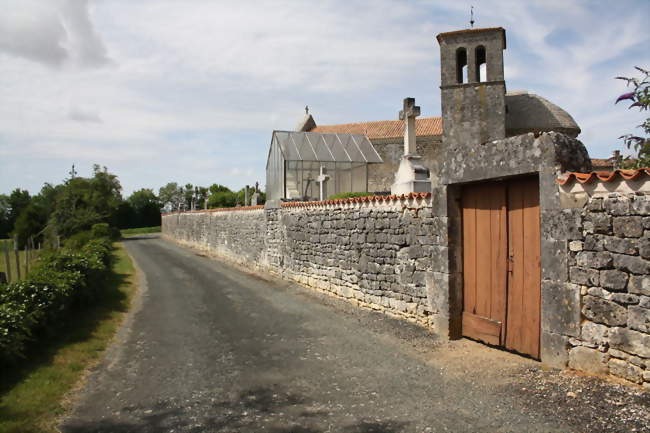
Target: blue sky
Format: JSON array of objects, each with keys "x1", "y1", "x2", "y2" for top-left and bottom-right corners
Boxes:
[{"x1": 0, "y1": 0, "x2": 648, "y2": 196}]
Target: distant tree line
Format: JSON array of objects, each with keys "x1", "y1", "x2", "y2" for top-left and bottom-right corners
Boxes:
[
  {"x1": 0, "y1": 167, "x2": 265, "y2": 247},
  {"x1": 0, "y1": 165, "x2": 160, "y2": 248},
  {"x1": 157, "y1": 182, "x2": 265, "y2": 212}
]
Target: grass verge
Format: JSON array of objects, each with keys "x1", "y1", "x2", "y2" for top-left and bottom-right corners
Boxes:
[
  {"x1": 0, "y1": 242, "x2": 138, "y2": 433},
  {"x1": 120, "y1": 226, "x2": 160, "y2": 237}
]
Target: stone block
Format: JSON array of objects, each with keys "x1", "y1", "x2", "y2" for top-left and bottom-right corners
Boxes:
[
  {"x1": 609, "y1": 293, "x2": 639, "y2": 305},
  {"x1": 586, "y1": 197, "x2": 603, "y2": 212},
  {"x1": 613, "y1": 254, "x2": 650, "y2": 275},
  {"x1": 629, "y1": 275, "x2": 650, "y2": 296},
  {"x1": 581, "y1": 322, "x2": 609, "y2": 345},
  {"x1": 568, "y1": 241, "x2": 583, "y2": 252},
  {"x1": 639, "y1": 238, "x2": 650, "y2": 260},
  {"x1": 609, "y1": 327, "x2": 650, "y2": 358},
  {"x1": 631, "y1": 196, "x2": 650, "y2": 215},
  {"x1": 628, "y1": 306, "x2": 650, "y2": 333},
  {"x1": 576, "y1": 251, "x2": 613, "y2": 269},
  {"x1": 604, "y1": 197, "x2": 631, "y2": 215},
  {"x1": 541, "y1": 281, "x2": 580, "y2": 337},
  {"x1": 613, "y1": 216, "x2": 644, "y2": 238},
  {"x1": 584, "y1": 234, "x2": 604, "y2": 251},
  {"x1": 584, "y1": 212, "x2": 611, "y2": 234},
  {"x1": 540, "y1": 332, "x2": 569, "y2": 368},
  {"x1": 599, "y1": 270, "x2": 628, "y2": 291},
  {"x1": 570, "y1": 267, "x2": 599, "y2": 286},
  {"x1": 608, "y1": 358, "x2": 643, "y2": 383},
  {"x1": 568, "y1": 346, "x2": 609, "y2": 375},
  {"x1": 541, "y1": 238, "x2": 567, "y2": 281},
  {"x1": 582, "y1": 295, "x2": 627, "y2": 326},
  {"x1": 640, "y1": 296, "x2": 650, "y2": 308},
  {"x1": 602, "y1": 236, "x2": 638, "y2": 255}
]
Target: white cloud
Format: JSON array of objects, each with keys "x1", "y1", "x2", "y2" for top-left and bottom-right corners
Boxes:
[{"x1": 0, "y1": 0, "x2": 648, "y2": 196}]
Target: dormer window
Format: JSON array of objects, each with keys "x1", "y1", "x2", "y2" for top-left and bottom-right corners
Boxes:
[
  {"x1": 456, "y1": 47, "x2": 468, "y2": 84},
  {"x1": 475, "y1": 46, "x2": 486, "y2": 82}
]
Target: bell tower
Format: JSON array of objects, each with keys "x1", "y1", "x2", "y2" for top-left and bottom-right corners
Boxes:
[{"x1": 436, "y1": 27, "x2": 507, "y2": 151}]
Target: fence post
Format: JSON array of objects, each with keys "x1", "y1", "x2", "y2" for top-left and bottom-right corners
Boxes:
[
  {"x1": 14, "y1": 237, "x2": 21, "y2": 280},
  {"x1": 24, "y1": 240, "x2": 30, "y2": 276},
  {"x1": 3, "y1": 241, "x2": 11, "y2": 283}
]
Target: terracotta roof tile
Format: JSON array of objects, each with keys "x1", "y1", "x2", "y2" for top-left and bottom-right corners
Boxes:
[
  {"x1": 281, "y1": 192, "x2": 431, "y2": 208},
  {"x1": 556, "y1": 169, "x2": 650, "y2": 185},
  {"x1": 310, "y1": 117, "x2": 442, "y2": 140}
]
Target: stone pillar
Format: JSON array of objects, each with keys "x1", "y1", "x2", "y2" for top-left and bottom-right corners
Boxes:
[{"x1": 390, "y1": 97, "x2": 432, "y2": 195}]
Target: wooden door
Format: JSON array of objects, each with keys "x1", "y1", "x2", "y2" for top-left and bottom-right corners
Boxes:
[
  {"x1": 462, "y1": 183, "x2": 508, "y2": 346},
  {"x1": 505, "y1": 178, "x2": 541, "y2": 358},
  {"x1": 461, "y1": 177, "x2": 541, "y2": 358}
]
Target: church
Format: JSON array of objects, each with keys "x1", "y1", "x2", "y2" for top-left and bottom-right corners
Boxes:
[{"x1": 267, "y1": 27, "x2": 584, "y2": 200}]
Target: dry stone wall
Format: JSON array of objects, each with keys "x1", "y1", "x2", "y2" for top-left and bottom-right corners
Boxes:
[
  {"x1": 564, "y1": 191, "x2": 650, "y2": 388},
  {"x1": 162, "y1": 196, "x2": 442, "y2": 328}
]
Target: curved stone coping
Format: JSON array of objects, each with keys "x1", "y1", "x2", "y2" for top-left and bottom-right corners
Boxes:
[
  {"x1": 280, "y1": 192, "x2": 432, "y2": 209},
  {"x1": 162, "y1": 192, "x2": 433, "y2": 216},
  {"x1": 162, "y1": 205, "x2": 265, "y2": 217}
]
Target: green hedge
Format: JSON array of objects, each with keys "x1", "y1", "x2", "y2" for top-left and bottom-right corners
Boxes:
[
  {"x1": 0, "y1": 237, "x2": 113, "y2": 363},
  {"x1": 327, "y1": 192, "x2": 374, "y2": 200}
]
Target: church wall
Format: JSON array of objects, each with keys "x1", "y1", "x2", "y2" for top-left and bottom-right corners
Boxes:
[{"x1": 368, "y1": 135, "x2": 441, "y2": 193}]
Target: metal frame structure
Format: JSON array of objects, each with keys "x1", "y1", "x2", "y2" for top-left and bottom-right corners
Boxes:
[{"x1": 266, "y1": 131, "x2": 383, "y2": 201}]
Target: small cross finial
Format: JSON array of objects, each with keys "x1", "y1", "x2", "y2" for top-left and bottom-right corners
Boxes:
[
  {"x1": 305, "y1": 105, "x2": 309, "y2": 115},
  {"x1": 470, "y1": 6, "x2": 475, "y2": 28}
]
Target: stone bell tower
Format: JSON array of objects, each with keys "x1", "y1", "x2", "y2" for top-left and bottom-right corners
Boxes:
[{"x1": 436, "y1": 27, "x2": 507, "y2": 151}]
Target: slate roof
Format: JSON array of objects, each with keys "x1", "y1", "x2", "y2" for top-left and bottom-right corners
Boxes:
[
  {"x1": 556, "y1": 169, "x2": 650, "y2": 185},
  {"x1": 309, "y1": 117, "x2": 443, "y2": 140}
]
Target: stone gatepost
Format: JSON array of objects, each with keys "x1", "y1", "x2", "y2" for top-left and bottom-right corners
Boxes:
[{"x1": 390, "y1": 97, "x2": 432, "y2": 195}]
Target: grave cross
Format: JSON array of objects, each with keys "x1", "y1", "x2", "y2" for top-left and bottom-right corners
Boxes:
[
  {"x1": 399, "y1": 97, "x2": 420, "y2": 156},
  {"x1": 316, "y1": 166, "x2": 330, "y2": 201}
]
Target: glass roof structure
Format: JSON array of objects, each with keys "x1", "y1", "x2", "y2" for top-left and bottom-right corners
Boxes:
[
  {"x1": 270, "y1": 131, "x2": 383, "y2": 164},
  {"x1": 266, "y1": 130, "x2": 384, "y2": 201}
]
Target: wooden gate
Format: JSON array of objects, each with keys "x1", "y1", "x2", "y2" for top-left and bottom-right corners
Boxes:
[{"x1": 461, "y1": 177, "x2": 541, "y2": 358}]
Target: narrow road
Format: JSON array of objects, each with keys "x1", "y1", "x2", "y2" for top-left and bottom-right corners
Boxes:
[{"x1": 61, "y1": 236, "x2": 649, "y2": 433}]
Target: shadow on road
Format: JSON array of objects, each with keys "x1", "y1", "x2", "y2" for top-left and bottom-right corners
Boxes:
[{"x1": 62, "y1": 384, "x2": 410, "y2": 433}]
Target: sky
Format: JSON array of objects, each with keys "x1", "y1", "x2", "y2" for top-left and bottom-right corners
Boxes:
[{"x1": 0, "y1": 0, "x2": 648, "y2": 196}]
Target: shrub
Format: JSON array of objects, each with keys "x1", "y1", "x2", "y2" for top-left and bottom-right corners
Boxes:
[
  {"x1": 327, "y1": 192, "x2": 375, "y2": 200},
  {"x1": 91, "y1": 223, "x2": 120, "y2": 241},
  {"x1": 64, "y1": 230, "x2": 93, "y2": 249},
  {"x1": 0, "y1": 237, "x2": 113, "y2": 364}
]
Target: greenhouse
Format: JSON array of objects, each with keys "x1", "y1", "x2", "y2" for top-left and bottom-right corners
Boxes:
[{"x1": 266, "y1": 131, "x2": 383, "y2": 201}]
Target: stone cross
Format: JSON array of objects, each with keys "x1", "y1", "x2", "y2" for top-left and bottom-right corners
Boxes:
[
  {"x1": 399, "y1": 97, "x2": 420, "y2": 156},
  {"x1": 316, "y1": 166, "x2": 330, "y2": 201}
]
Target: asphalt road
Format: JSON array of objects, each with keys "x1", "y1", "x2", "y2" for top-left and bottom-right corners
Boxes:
[{"x1": 60, "y1": 236, "x2": 649, "y2": 433}]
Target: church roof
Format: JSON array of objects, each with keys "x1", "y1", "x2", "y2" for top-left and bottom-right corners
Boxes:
[
  {"x1": 309, "y1": 117, "x2": 443, "y2": 140},
  {"x1": 505, "y1": 91, "x2": 581, "y2": 137}
]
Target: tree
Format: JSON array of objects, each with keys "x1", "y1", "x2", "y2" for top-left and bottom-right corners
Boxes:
[
  {"x1": 49, "y1": 166, "x2": 122, "y2": 238},
  {"x1": 7, "y1": 188, "x2": 31, "y2": 231},
  {"x1": 0, "y1": 194, "x2": 10, "y2": 238},
  {"x1": 13, "y1": 203, "x2": 47, "y2": 248},
  {"x1": 158, "y1": 182, "x2": 184, "y2": 211},
  {"x1": 615, "y1": 66, "x2": 649, "y2": 167},
  {"x1": 128, "y1": 189, "x2": 161, "y2": 227}
]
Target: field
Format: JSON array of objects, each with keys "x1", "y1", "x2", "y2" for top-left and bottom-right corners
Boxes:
[
  {"x1": 0, "y1": 242, "x2": 138, "y2": 433},
  {"x1": 0, "y1": 240, "x2": 42, "y2": 282},
  {"x1": 120, "y1": 226, "x2": 161, "y2": 237}
]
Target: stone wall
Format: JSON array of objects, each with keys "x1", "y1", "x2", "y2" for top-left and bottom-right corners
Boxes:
[
  {"x1": 162, "y1": 195, "x2": 442, "y2": 328},
  {"x1": 162, "y1": 207, "x2": 268, "y2": 268},
  {"x1": 561, "y1": 188, "x2": 650, "y2": 388}
]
